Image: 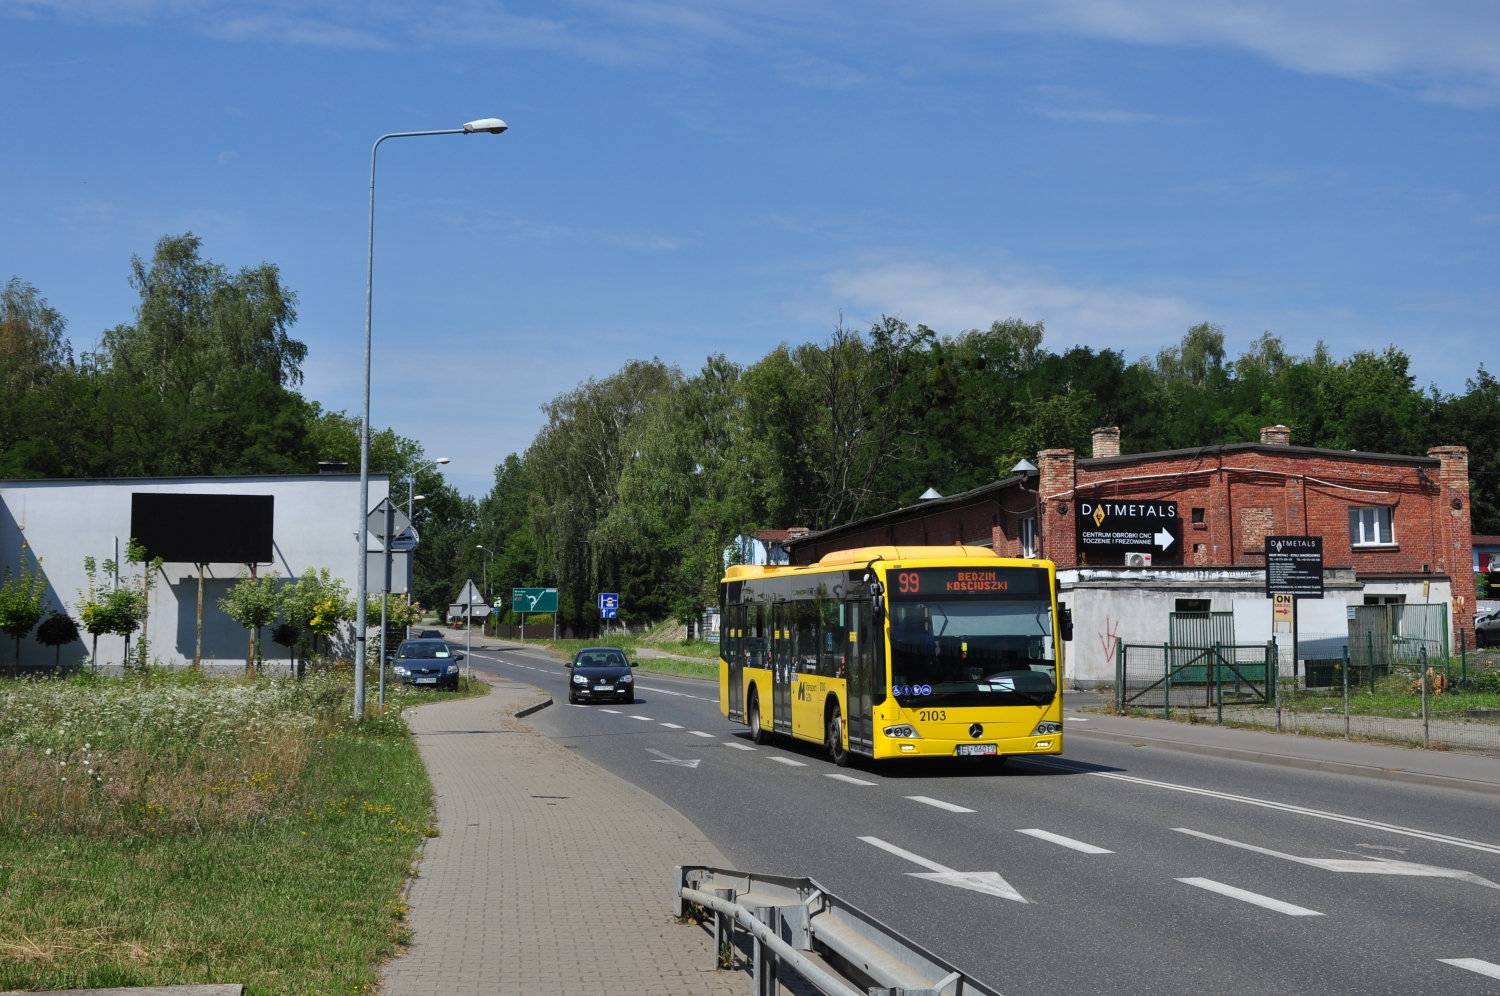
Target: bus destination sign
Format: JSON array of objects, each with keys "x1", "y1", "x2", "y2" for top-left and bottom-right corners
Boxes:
[
  {"x1": 890, "y1": 567, "x2": 1047, "y2": 598},
  {"x1": 1077, "y1": 499, "x2": 1182, "y2": 553}
]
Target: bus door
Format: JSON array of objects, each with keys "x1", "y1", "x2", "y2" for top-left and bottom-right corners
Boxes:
[
  {"x1": 846, "y1": 600, "x2": 874, "y2": 750},
  {"x1": 726, "y1": 604, "x2": 744, "y2": 722},
  {"x1": 772, "y1": 602, "x2": 793, "y2": 734}
]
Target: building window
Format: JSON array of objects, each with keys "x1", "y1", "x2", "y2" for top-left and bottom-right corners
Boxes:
[
  {"x1": 1019, "y1": 517, "x2": 1037, "y2": 558},
  {"x1": 1191, "y1": 508, "x2": 1205, "y2": 524},
  {"x1": 1175, "y1": 599, "x2": 1211, "y2": 613},
  {"x1": 1349, "y1": 506, "x2": 1394, "y2": 546}
]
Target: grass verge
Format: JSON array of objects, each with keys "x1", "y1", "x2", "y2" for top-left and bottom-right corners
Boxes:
[{"x1": 0, "y1": 669, "x2": 484, "y2": 995}]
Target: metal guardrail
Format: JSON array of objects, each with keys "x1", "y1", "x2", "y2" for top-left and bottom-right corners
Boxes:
[{"x1": 675, "y1": 865, "x2": 1003, "y2": 996}]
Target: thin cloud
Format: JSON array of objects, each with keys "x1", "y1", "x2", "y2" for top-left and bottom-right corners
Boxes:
[
  {"x1": 824, "y1": 258, "x2": 1196, "y2": 349},
  {"x1": 6, "y1": 1, "x2": 1500, "y2": 102}
]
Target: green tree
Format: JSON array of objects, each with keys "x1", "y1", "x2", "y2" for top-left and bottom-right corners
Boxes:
[
  {"x1": 218, "y1": 570, "x2": 283, "y2": 672},
  {"x1": 282, "y1": 567, "x2": 354, "y2": 659},
  {"x1": 0, "y1": 542, "x2": 50, "y2": 672},
  {"x1": 35, "y1": 611, "x2": 80, "y2": 667}
]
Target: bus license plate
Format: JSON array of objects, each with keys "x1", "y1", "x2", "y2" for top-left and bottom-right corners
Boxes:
[
  {"x1": 957, "y1": 744, "x2": 998, "y2": 756},
  {"x1": 416, "y1": 677, "x2": 437, "y2": 684}
]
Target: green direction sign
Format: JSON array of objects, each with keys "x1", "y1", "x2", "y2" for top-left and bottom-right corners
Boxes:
[{"x1": 511, "y1": 587, "x2": 558, "y2": 614}]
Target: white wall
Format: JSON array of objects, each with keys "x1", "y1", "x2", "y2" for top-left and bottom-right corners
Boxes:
[{"x1": 0, "y1": 475, "x2": 389, "y2": 670}]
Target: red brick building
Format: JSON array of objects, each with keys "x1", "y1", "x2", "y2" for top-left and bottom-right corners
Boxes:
[{"x1": 788, "y1": 426, "x2": 1476, "y2": 685}]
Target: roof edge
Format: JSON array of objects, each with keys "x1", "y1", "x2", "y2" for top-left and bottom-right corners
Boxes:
[{"x1": 1079, "y1": 441, "x2": 1440, "y2": 469}]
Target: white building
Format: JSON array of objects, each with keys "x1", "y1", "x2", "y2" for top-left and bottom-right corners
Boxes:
[{"x1": 0, "y1": 473, "x2": 389, "y2": 671}]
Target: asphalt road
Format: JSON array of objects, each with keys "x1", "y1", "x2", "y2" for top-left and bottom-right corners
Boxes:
[{"x1": 463, "y1": 643, "x2": 1500, "y2": 996}]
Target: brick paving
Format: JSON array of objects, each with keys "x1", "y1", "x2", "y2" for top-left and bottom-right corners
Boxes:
[{"x1": 381, "y1": 677, "x2": 741, "y2": 996}]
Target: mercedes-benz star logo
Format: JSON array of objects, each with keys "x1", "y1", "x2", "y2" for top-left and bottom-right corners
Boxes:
[{"x1": 969, "y1": 723, "x2": 984, "y2": 739}]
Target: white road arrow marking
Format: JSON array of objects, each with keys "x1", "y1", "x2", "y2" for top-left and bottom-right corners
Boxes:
[
  {"x1": 1174, "y1": 828, "x2": 1500, "y2": 890},
  {"x1": 858, "y1": 836, "x2": 1027, "y2": 903},
  {"x1": 1155, "y1": 527, "x2": 1175, "y2": 550},
  {"x1": 1439, "y1": 959, "x2": 1500, "y2": 980},
  {"x1": 645, "y1": 748, "x2": 700, "y2": 768}
]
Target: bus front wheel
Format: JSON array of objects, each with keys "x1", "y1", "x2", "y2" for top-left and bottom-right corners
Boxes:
[
  {"x1": 748, "y1": 693, "x2": 771, "y2": 745},
  {"x1": 827, "y1": 705, "x2": 850, "y2": 767}
]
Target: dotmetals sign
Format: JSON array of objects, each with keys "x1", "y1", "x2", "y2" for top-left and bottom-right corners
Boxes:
[
  {"x1": 1077, "y1": 499, "x2": 1182, "y2": 553},
  {"x1": 1265, "y1": 535, "x2": 1323, "y2": 597}
]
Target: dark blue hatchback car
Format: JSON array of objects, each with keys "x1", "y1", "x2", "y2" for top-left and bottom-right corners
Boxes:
[
  {"x1": 567, "y1": 647, "x2": 637, "y2": 704},
  {"x1": 392, "y1": 638, "x2": 464, "y2": 690}
]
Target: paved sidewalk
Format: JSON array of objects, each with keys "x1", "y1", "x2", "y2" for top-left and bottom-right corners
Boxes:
[
  {"x1": 381, "y1": 677, "x2": 739, "y2": 996},
  {"x1": 1066, "y1": 705, "x2": 1500, "y2": 796}
]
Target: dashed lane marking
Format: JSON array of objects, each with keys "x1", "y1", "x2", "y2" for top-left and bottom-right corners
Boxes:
[
  {"x1": 1439, "y1": 959, "x2": 1500, "y2": 980},
  {"x1": 599, "y1": 709, "x2": 621, "y2": 714},
  {"x1": 660, "y1": 722, "x2": 684, "y2": 729},
  {"x1": 1173, "y1": 828, "x2": 1500, "y2": 889},
  {"x1": 906, "y1": 795, "x2": 977, "y2": 813},
  {"x1": 1016, "y1": 829, "x2": 1113, "y2": 854},
  {"x1": 633, "y1": 683, "x2": 715, "y2": 703},
  {"x1": 689, "y1": 731, "x2": 716, "y2": 738},
  {"x1": 770, "y1": 757, "x2": 807, "y2": 767},
  {"x1": 629, "y1": 715, "x2": 654, "y2": 721},
  {"x1": 825, "y1": 773, "x2": 877, "y2": 786},
  {"x1": 1025, "y1": 757, "x2": 1500, "y2": 855},
  {"x1": 723, "y1": 742, "x2": 756, "y2": 751},
  {"x1": 1175, "y1": 877, "x2": 1323, "y2": 916}
]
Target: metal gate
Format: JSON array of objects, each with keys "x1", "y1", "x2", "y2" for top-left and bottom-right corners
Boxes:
[{"x1": 1117, "y1": 641, "x2": 1278, "y2": 715}]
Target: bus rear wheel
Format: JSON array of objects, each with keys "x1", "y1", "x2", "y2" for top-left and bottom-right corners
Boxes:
[
  {"x1": 827, "y1": 705, "x2": 850, "y2": 767},
  {"x1": 748, "y1": 693, "x2": 771, "y2": 745}
]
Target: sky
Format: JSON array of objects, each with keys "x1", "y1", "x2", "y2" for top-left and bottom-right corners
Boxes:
[{"x1": 2, "y1": 1, "x2": 1498, "y2": 497}]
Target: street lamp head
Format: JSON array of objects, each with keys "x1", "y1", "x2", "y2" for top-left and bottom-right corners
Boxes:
[
  {"x1": 462, "y1": 118, "x2": 507, "y2": 135},
  {"x1": 433, "y1": 457, "x2": 451, "y2": 465},
  {"x1": 1011, "y1": 459, "x2": 1038, "y2": 475},
  {"x1": 476, "y1": 544, "x2": 486, "y2": 551},
  {"x1": 413, "y1": 494, "x2": 426, "y2": 502}
]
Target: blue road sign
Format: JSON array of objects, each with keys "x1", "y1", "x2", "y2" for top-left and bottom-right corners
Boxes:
[{"x1": 598, "y1": 592, "x2": 620, "y2": 619}]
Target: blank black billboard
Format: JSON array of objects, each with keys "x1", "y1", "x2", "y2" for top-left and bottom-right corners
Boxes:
[{"x1": 130, "y1": 493, "x2": 274, "y2": 564}]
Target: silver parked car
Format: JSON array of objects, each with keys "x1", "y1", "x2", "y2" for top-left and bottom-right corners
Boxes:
[{"x1": 1476, "y1": 612, "x2": 1500, "y2": 649}]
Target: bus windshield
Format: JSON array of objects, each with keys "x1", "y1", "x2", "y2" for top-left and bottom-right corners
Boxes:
[{"x1": 888, "y1": 597, "x2": 1056, "y2": 708}]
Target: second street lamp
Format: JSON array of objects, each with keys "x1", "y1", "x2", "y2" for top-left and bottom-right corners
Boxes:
[{"x1": 353, "y1": 122, "x2": 505, "y2": 721}]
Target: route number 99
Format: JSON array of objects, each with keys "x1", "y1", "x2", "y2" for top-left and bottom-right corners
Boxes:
[{"x1": 896, "y1": 571, "x2": 920, "y2": 594}]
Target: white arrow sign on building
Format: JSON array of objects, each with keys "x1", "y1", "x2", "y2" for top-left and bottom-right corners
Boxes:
[{"x1": 1155, "y1": 527, "x2": 1175, "y2": 551}]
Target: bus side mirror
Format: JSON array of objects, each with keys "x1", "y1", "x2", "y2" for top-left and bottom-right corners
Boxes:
[
  {"x1": 869, "y1": 581, "x2": 885, "y2": 616},
  {"x1": 1059, "y1": 603, "x2": 1073, "y2": 642}
]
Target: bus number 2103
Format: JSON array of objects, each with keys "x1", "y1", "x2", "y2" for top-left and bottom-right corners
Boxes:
[{"x1": 918, "y1": 709, "x2": 947, "y2": 722}]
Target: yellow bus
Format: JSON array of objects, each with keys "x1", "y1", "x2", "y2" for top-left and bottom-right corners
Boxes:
[{"x1": 718, "y1": 545, "x2": 1071, "y2": 765}]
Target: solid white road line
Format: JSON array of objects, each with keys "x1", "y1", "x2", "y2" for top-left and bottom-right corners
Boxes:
[
  {"x1": 1016, "y1": 829, "x2": 1113, "y2": 854},
  {"x1": 635, "y1": 683, "x2": 714, "y2": 702},
  {"x1": 660, "y1": 722, "x2": 684, "y2": 729},
  {"x1": 858, "y1": 836, "x2": 1028, "y2": 902},
  {"x1": 690, "y1": 731, "x2": 717, "y2": 738},
  {"x1": 599, "y1": 709, "x2": 621, "y2": 714},
  {"x1": 1026, "y1": 758, "x2": 1500, "y2": 855},
  {"x1": 1175, "y1": 877, "x2": 1323, "y2": 916},
  {"x1": 1439, "y1": 959, "x2": 1500, "y2": 980},
  {"x1": 770, "y1": 757, "x2": 807, "y2": 767},
  {"x1": 1173, "y1": 828, "x2": 1500, "y2": 889},
  {"x1": 724, "y1": 742, "x2": 756, "y2": 751},
  {"x1": 906, "y1": 795, "x2": 977, "y2": 813},
  {"x1": 825, "y1": 773, "x2": 877, "y2": 786},
  {"x1": 629, "y1": 715, "x2": 654, "y2": 721}
]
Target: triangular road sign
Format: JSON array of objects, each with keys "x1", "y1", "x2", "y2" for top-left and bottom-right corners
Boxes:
[{"x1": 456, "y1": 579, "x2": 485, "y2": 605}]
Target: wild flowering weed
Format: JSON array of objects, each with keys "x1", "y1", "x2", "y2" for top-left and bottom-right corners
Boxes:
[{"x1": 0, "y1": 671, "x2": 348, "y2": 834}]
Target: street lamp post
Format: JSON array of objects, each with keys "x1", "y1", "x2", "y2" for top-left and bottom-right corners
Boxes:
[
  {"x1": 353, "y1": 119, "x2": 506, "y2": 722},
  {"x1": 476, "y1": 544, "x2": 493, "y2": 636},
  {"x1": 409, "y1": 457, "x2": 449, "y2": 519}
]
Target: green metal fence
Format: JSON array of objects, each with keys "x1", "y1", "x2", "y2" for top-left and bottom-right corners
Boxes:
[{"x1": 1117, "y1": 641, "x2": 1278, "y2": 719}]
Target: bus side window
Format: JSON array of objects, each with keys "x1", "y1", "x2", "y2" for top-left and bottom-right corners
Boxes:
[
  {"x1": 820, "y1": 598, "x2": 845, "y2": 678},
  {"x1": 794, "y1": 600, "x2": 820, "y2": 673},
  {"x1": 745, "y1": 604, "x2": 766, "y2": 669}
]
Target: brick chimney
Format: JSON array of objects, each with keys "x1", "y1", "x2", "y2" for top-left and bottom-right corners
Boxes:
[
  {"x1": 1428, "y1": 446, "x2": 1475, "y2": 648},
  {"x1": 1259, "y1": 425, "x2": 1292, "y2": 446},
  {"x1": 1090, "y1": 427, "x2": 1121, "y2": 459},
  {"x1": 1037, "y1": 448, "x2": 1077, "y2": 567}
]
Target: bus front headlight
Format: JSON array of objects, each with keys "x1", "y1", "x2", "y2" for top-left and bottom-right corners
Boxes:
[
  {"x1": 1033, "y1": 721, "x2": 1062, "y2": 736},
  {"x1": 883, "y1": 724, "x2": 920, "y2": 739}
]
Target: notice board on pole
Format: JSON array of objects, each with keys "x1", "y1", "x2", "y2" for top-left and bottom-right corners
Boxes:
[{"x1": 1265, "y1": 536, "x2": 1323, "y2": 597}]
